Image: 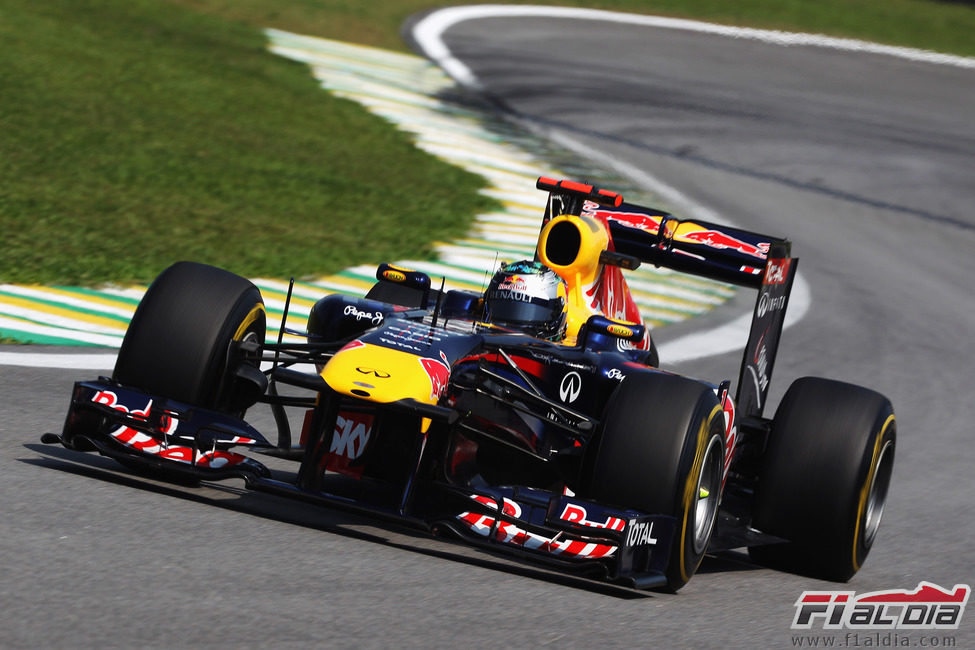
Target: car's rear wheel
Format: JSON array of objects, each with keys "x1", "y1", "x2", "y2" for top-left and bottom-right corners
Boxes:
[
  {"x1": 749, "y1": 377, "x2": 896, "y2": 581},
  {"x1": 113, "y1": 261, "x2": 267, "y2": 414},
  {"x1": 587, "y1": 372, "x2": 725, "y2": 591}
]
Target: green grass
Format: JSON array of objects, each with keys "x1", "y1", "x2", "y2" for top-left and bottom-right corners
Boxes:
[
  {"x1": 1, "y1": 0, "x2": 972, "y2": 284},
  {"x1": 0, "y1": 0, "x2": 496, "y2": 284}
]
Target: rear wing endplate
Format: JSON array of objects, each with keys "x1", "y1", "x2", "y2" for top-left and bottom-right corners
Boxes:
[{"x1": 735, "y1": 243, "x2": 798, "y2": 418}]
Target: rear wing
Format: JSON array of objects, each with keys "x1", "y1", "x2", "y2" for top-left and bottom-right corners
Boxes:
[
  {"x1": 536, "y1": 177, "x2": 798, "y2": 418},
  {"x1": 598, "y1": 201, "x2": 775, "y2": 290}
]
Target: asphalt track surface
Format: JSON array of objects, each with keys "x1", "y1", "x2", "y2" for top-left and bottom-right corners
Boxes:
[{"x1": 4, "y1": 8, "x2": 975, "y2": 649}]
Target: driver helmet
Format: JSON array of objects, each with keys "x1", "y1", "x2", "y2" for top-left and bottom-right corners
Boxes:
[{"x1": 484, "y1": 260, "x2": 567, "y2": 341}]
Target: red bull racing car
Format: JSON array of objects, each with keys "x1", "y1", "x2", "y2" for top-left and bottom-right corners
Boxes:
[{"x1": 45, "y1": 178, "x2": 896, "y2": 591}]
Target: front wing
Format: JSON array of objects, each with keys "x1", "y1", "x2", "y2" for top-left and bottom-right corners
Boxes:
[
  {"x1": 440, "y1": 487, "x2": 676, "y2": 590},
  {"x1": 48, "y1": 377, "x2": 680, "y2": 590},
  {"x1": 53, "y1": 379, "x2": 273, "y2": 481}
]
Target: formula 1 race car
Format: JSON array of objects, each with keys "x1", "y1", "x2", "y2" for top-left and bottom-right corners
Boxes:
[{"x1": 45, "y1": 177, "x2": 896, "y2": 591}]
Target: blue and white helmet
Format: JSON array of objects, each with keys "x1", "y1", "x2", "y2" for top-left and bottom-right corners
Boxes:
[{"x1": 484, "y1": 260, "x2": 567, "y2": 341}]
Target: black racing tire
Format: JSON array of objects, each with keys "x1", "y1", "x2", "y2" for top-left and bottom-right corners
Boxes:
[
  {"x1": 749, "y1": 377, "x2": 896, "y2": 581},
  {"x1": 587, "y1": 372, "x2": 726, "y2": 591},
  {"x1": 641, "y1": 335, "x2": 660, "y2": 368},
  {"x1": 113, "y1": 261, "x2": 266, "y2": 414}
]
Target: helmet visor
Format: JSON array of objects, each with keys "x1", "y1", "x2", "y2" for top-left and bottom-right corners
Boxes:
[{"x1": 487, "y1": 298, "x2": 560, "y2": 328}]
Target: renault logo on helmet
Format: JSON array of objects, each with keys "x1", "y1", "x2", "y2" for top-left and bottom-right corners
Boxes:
[{"x1": 559, "y1": 371, "x2": 582, "y2": 403}]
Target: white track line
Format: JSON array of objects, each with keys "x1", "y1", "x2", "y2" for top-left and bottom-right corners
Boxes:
[
  {"x1": 0, "y1": 350, "x2": 117, "y2": 370},
  {"x1": 412, "y1": 5, "x2": 818, "y2": 363},
  {"x1": 412, "y1": 4, "x2": 975, "y2": 90}
]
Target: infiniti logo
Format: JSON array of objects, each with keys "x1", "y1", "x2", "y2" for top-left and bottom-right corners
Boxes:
[
  {"x1": 757, "y1": 291, "x2": 787, "y2": 318},
  {"x1": 356, "y1": 367, "x2": 390, "y2": 378},
  {"x1": 559, "y1": 371, "x2": 582, "y2": 403}
]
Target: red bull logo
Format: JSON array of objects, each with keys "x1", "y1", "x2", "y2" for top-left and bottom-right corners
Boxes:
[
  {"x1": 91, "y1": 389, "x2": 249, "y2": 468},
  {"x1": 559, "y1": 504, "x2": 626, "y2": 531},
  {"x1": 457, "y1": 494, "x2": 618, "y2": 559},
  {"x1": 498, "y1": 275, "x2": 527, "y2": 290},
  {"x1": 419, "y1": 350, "x2": 450, "y2": 402},
  {"x1": 681, "y1": 229, "x2": 770, "y2": 259},
  {"x1": 594, "y1": 209, "x2": 664, "y2": 234}
]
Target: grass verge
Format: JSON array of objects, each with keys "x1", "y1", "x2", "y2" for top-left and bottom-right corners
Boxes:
[{"x1": 0, "y1": 0, "x2": 496, "y2": 284}]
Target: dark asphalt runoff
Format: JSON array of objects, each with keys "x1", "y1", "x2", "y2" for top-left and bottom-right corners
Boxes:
[{"x1": 3, "y1": 9, "x2": 974, "y2": 649}]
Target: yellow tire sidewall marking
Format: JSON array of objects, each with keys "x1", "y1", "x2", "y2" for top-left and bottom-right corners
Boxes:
[
  {"x1": 851, "y1": 413, "x2": 895, "y2": 571},
  {"x1": 677, "y1": 402, "x2": 723, "y2": 583},
  {"x1": 233, "y1": 303, "x2": 266, "y2": 341}
]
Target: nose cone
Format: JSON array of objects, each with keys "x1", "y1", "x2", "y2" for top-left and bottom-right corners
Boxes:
[{"x1": 320, "y1": 341, "x2": 449, "y2": 405}]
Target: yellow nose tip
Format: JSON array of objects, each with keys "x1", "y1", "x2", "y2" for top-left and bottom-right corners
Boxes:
[{"x1": 699, "y1": 487, "x2": 710, "y2": 499}]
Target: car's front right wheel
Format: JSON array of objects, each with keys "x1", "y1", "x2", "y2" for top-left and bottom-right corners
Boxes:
[
  {"x1": 587, "y1": 372, "x2": 726, "y2": 591},
  {"x1": 113, "y1": 261, "x2": 267, "y2": 415}
]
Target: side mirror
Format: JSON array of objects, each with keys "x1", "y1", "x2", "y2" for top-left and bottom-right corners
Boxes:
[
  {"x1": 580, "y1": 314, "x2": 645, "y2": 349},
  {"x1": 441, "y1": 290, "x2": 481, "y2": 320},
  {"x1": 373, "y1": 263, "x2": 432, "y2": 308}
]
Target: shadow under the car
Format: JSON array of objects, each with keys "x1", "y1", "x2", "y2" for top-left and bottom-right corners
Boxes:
[
  {"x1": 22, "y1": 442, "x2": 665, "y2": 599},
  {"x1": 696, "y1": 549, "x2": 765, "y2": 576}
]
